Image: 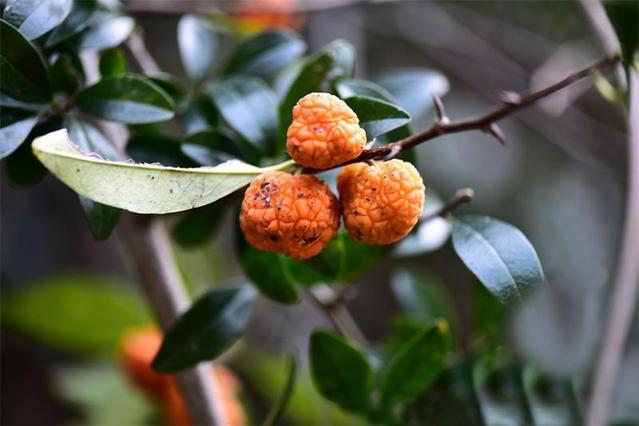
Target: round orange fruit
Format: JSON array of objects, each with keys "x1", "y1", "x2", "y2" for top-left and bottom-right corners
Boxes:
[
  {"x1": 240, "y1": 171, "x2": 340, "y2": 259},
  {"x1": 286, "y1": 92, "x2": 366, "y2": 169},
  {"x1": 337, "y1": 160, "x2": 425, "y2": 244}
]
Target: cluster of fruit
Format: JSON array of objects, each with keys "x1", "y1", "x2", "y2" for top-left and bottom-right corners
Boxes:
[{"x1": 240, "y1": 92, "x2": 425, "y2": 260}]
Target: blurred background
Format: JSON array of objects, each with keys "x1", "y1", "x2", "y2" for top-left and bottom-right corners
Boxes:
[{"x1": 1, "y1": 0, "x2": 635, "y2": 425}]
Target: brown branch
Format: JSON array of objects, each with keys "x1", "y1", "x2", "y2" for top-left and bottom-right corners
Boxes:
[
  {"x1": 304, "y1": 54, "x2": 620, "y2": 174},
  {"x1": 306, "y1": 285, "x2": 368, "y2": 346},
  {"x1": 422, "y1": 188, "x2": 474, "y2": 222}
]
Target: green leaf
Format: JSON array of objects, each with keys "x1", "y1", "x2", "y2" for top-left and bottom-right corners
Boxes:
[
  {"x1": 147, "y1": 72, "x2": 186, "y2": 103},
  {"x1": 604, "y1": 0, "x2": 639, "y2": 65},
  {"x1": 152, "y1": 286, "x2": 256, "y2": 372},
  {"x1": 223, "y1": 29, "x2": 306, "y2": 77},
  {"x1": 126, "y1": 133, "x2": 196, "y2": 167},
  {"x1": 99, "y1": 48, "x2": 127, "y2": 76},
  {"x1": 309, "y1": 329, "x2": 374, "y2": 414},
  {"x1": 181, "y1": 129, "x2": 243, "y2": 166},
  {"x1": 0, "y1": 274, "x2": 150, "y2": 355},
  {"x1": 70, "y1": 14, "x2": 134, "y2": 51},
  {"x1": 278, "y1": 40, "x2": 356, "y2": 140},
  {"x1": 375, "y1": 68, "x2": 449, "y2": 118},
  {"x1": 3, "y1": 0, "x2": 73, "y2": 40},
  {"x1": 286, "y1": 230, "x2": 384, "y2": 285},
  {"x1": 172, "y1": 202, "x2": 225, "y2": 247},
  {"x1": 67, "y1": 117, "x2": 121, "y2": 240},
  {"x1": 45, "y1": 0, "x2": 97, "y2": 47},
  {"x1": 263, "y1": 354, "x2": 298, "y2": 426},
  {"x1": 32, "y1": 128, "x2": 295, "y2": 213},
  {"x1": 210, "y1": 76, "x2": 278, "y2": 154},
  {"x1": 391, "y1": 268, "x2": 456, "y2": 328},
  {"x1": 380, "y1": 320, "x2": 451, "y2": 409},
  {"x1": 178, "y1": 14, "x2": 218, "y2": 83},
  {"x1": 0, "y1": 19, "x2": 52, "y2": 103},
  {"x1": 236, "y1": 227, "x2": 300, "y2": 304},
  {"x1": 49, "y1": 51, "x2": 85, "y2": 94},
  {"x1": 334, "y1": 78, "x2": 395, "y2": 102},
  {"x1": 0, "y1": 105, "x2": 39, "y2": 159},
  {"x1": 522, "y1": 367, "x2": 579, "y2": 426},
  {"x1": 343, "y1": 95, "x2": 410, "y2": 140},
  {"x1": 5, "y1": 117, "x2": 57, "y2": 186},
  {"x1": 451, "y1": 215, "x2": 545, "y2": 305},
  {"x1": 181, "y1": 94, "x2": 220, "y2": 134},
  {"x1": 76, "y1": 74, "x2": 175, "y2": 124}
]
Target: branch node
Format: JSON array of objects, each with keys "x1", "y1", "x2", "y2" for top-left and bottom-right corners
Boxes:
[{"x1": 500, "y1": 90, "x2": 522, "y2": 105}]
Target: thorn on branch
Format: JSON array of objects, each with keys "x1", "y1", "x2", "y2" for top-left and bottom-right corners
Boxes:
[
  {"x1": 384, "y1": 143, "x2": 402, "y2": 160},
  {"x1": 500, "y1": 90, "x2": 522, "y2": 105},
  {"x1": 422, "y1": 187, "x2": 475, "y2": 222},
  {"x1": 433, "y1": 96, "x2": 450, "y2": 124},
  {"x1": 484, "y1": 123, "x2": 506, "y2": 145}
]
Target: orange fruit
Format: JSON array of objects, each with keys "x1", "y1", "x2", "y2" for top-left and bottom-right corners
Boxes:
[
  {"x1": 119, "y1": 327, "x2": 246, "y2": 426},
  {"x1": 337, "y1": 160, "x2": 425, "y2": 244},
  {"x1": 240, "y1": 170, "x2": 340, "y2": 259},
  {"x1": 287, "y1": 92, "x2": 366, "y2": 169}
]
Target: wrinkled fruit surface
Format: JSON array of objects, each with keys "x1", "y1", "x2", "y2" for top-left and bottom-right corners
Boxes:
[
  {"x1": 338, "y1": 159, "x2": 425, "y2": 244},
  {"x1": 240, "y1": 171, "x2": 340, "y2": 259},
  {"x1": 287, "y1": 92, "x2": 366, "y2": 169},
  {"x1": 119, "y1": 327, "x2": 246, "y2": 426}
]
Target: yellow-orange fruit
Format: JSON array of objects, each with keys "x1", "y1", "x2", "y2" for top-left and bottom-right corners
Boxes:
[
  {"x1": 240, "y1": 171, "x2": 340, "y2": 259},
  {"x1": 164, "y1": 368, "x2": 246, "y2": 426},
  {"x1": 119, "y1": 327, "x2": 246, "y2": 426},
  {"x1": 337, "y1": 160, "x2": 425, "y2": 244},
  {"x1": 286, "y1": 92, "x2": 366, "y2": 169},
  {"x1": 119, "y1": 326, "x2": 171, "y2": 400}
]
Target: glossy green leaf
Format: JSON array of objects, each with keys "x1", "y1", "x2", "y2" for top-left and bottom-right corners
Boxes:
[
  {"x1": 45, "y1": 0, "x2": 97, "y2": 47},
  {"x1": 605, "y1": 0, "x2": 639, "y2": 65},
  {"x1": 181, "y1": 129, "x2": 243, "y2": 166},
  {"x1": 70, "y1": 14, "x2": 134, "y2": 51},
  {"x1": 334, "y1": 78, "x2": 394, "y2": 102},
  {"x1": 343, "y1": 95, "x2": 410, "y2": 140},
  {"x1": 99, "y1": 48, "x2": 127, "y2": 76},
  {"x1": 375, "y1": 68, "x2": 449, "y2": 118},
  {"x1": 32, "y1": 129, "x2": 295, "y2": 213},
  {"x1": 152, "y1": 286, "x2": 256, "y2": 372},
  {"x1": 0, "y1": 274, "x2": 150, "y2": 355},
  {"x1": 0, "y1": 19, "x2": 52, "y2": 103},
  {"x1": 147, "y1": 72, "x2": 186, "y2": 103},
  {"x1": 76, "y1": 74, "x2": 175, "y2": 124},
  {"x1": 3, "y1": 0, "x2": 72, "y2": 40},
  {"x1": 278, "y1": 40, "x2": 356, "y2": 139},
  {"x1": 380, "y1": 320, "x2": 451, "y2": 409},
  {"x1": 452, "y1": 215, "x2": 544, "y2": 305},
  {"x1": 49, "y1": 51, "x2": 85, "y2": 94},
  {"x1": 210, "y1": 76, "x2": 277, "y2": 154},
  {"x1": 178, "y1": 14, "x2": 218, "y2": 83},
  {"x1": 309, "y1": 329, "x2": 374, "y2": 414},
  {"x1": 67, "y1": 117, "x2": 121, "y2": 240},
  {"x1": 172, "y1": 202, "x2": 225, "y2": 247},
  {"x1": 236, "y1": 228, "x2": 300, "y2": 304},
  {"x1": 0, "y1": 105, "x2": 39, "y2": 159},
  {"x1": 5, "y1": 117, "x2": 56, "y2": 186},
  {"x1": 473, "y1": 361, "x2": 532, "y2": 426},
  {"x1": 286, "y1": 231, "x2": 384, "y2": 285},
  {"x1": 126, "y1": 133, "x2": 196, "y2": 167},
  {"x1": 223, "y1": 29, "x2": 305, "y2": 77},
  {"x1": 391, "y1": 268, "x2": 456, "y2": 328},
  {"x1": 181, "y1": 94, "x2": 220, "y2": 134}
]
